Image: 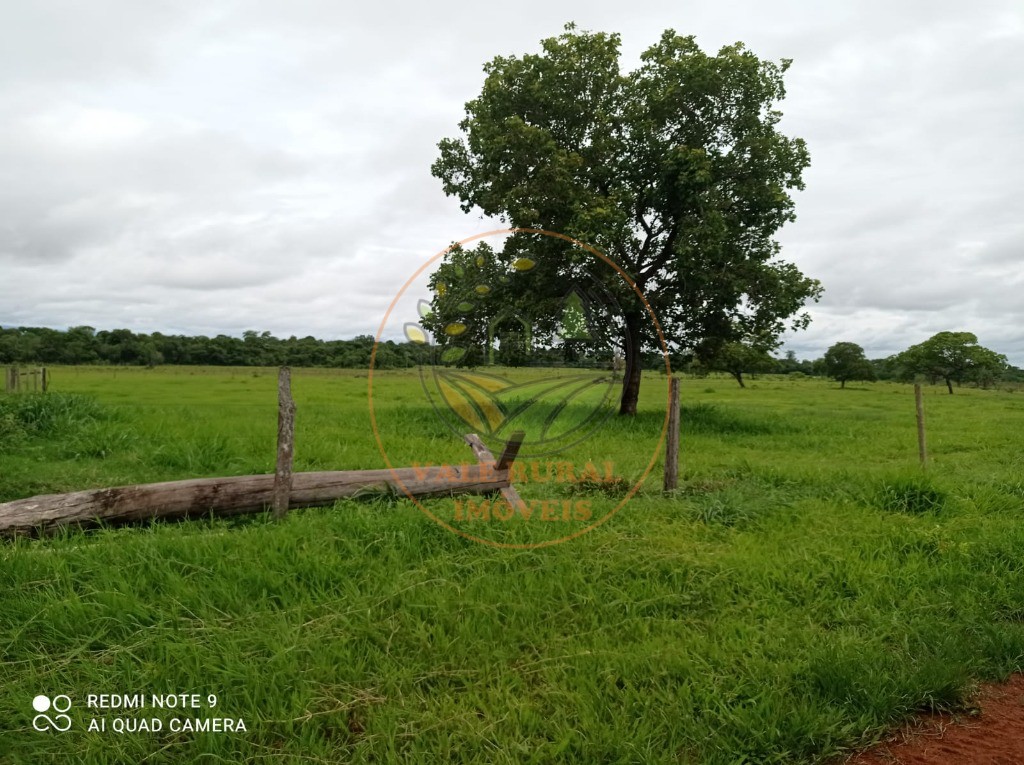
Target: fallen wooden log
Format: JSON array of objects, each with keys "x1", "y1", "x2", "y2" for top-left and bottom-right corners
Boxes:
[{"x1": 0, "y1": 463, "x2": 511, "y2": 538}]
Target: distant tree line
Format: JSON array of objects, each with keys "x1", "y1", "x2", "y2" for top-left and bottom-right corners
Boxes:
[
  {"x1": 1, "y1": 326, "x2": 1021, "y2": 391},
  {"x1": 0, "y1": 327, "x2": 428, "y2": 369}
]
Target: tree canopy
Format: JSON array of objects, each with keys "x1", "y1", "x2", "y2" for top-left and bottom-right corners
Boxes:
[
  {"x1": 432, "y1": 24, "x2": 821, "y2": 414},
  {"x1": 701, "y1": 337, "x2": 777, "y2": 388},
  {"x1": 822, "y1": 342, "x2": 875, "y2": 388},
  {"x1": 894, "y1": 332, "x2": 1008, "y2": 394}
]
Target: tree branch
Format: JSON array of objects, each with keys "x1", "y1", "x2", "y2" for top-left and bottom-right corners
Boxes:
[{"x1": 638, "y1": 222, "x2": 680, "y2": 283}]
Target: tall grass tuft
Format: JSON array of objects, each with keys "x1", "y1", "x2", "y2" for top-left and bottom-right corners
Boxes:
[
  {"x1": 0, "y1": 393, "x2": 108, "y2": 446},
  {"x1": 873, "y1": 475, "x2": 947, "y2": 514}
]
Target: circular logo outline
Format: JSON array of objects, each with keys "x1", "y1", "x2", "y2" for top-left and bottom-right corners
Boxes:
[{"x1": 369, "y1": 227, "x2": 672, "y2": 549}]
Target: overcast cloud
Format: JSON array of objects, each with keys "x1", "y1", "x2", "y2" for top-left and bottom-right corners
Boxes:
[{"x1": 1, "y1": 0, "x2": 1021, "y2": 364}]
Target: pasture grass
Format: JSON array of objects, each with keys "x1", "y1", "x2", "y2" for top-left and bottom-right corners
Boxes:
[{"x1": 1, "y1": 367, "x2": 1023, "y2": 763}]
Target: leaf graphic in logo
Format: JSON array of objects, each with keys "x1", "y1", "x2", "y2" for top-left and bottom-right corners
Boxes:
[
  {"x1": 428, "y1": 369, "x2": 615, "y2": 449},
  {"x1": 495, "y1": 375, "x2": 615, "y2": 442},
  {"x1": 440, "y1": 346, "x2": 467, "y2": 364},
  {"x1": 404, "y1": 323, "x2": 428, "y2": 344},
  {"x1": 436, "y1": 373, "x2": 507, "y2": 433}
]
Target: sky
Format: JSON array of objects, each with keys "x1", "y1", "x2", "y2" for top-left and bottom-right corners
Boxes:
[{"x1": 1, "y1": 0, "x2": 1021, "y2": 364}]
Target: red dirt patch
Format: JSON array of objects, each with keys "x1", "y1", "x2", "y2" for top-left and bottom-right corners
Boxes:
[{"x1": 844, "y1": 674, "x2": 1024, "y2": 765}]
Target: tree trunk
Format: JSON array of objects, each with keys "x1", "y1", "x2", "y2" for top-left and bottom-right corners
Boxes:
[
  {"x1": 618, "y1": 313, "x2": 643, "y2": 416},
  {"x1": 946, "y1": 377, "x2": 954, "y2": 395},
  {"x1": 841, "y1": 379, "x2": 846, "y2": 389},
  {"x1": 732, "y1": 371, "x2": 745, "y2": 388}
]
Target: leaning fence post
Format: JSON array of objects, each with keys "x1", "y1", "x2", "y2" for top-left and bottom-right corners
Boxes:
[
  {"x1": 664, "y1": 376, "x2": 681, "y2": 491},
  {"x1": 272, "y1": 367, "x2": 297, "y2": 519},
  {"x1": 914, "y1": 383, "x2": 927, "y2": 469}
]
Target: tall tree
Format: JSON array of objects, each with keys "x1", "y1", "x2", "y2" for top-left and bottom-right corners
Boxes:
[
  {"x1": 822, "y1": 342, "x2": 875, "y2": 388},
  {"x1": 896, "y1": 332, "x2": 1008, "y2": 394},
  {"x1": 432, "y1": 24, "x2": 821, "y2": 414}
]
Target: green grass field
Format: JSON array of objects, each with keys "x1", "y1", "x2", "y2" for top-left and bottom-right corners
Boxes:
[{"x1": 2, "y1": 366, "x2": 1023, "y2": 763}]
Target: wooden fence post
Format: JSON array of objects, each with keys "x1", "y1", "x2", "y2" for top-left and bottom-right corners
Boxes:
[
  {"x1": 41, "y1": 367, "x2": 49, "y2": 393},
  {"x1": 914, "y1": 383, "x2": 927, "y2": 468},
  {"x1": 664, "y1": 377, "x2": 681, "y2": 491},
  {"x1": 272, "y1": 367, "x2": 297, "y2": 519}
]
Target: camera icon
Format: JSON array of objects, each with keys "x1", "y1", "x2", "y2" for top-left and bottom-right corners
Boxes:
[{"x1": 32, "y1": 694, "x2": 72, "y2": 732}]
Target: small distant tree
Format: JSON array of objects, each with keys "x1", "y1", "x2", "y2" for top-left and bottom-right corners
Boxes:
[
  {"x1": 822, "y1": 342, "x2": 875, "y2": 388},
  {"x1": 700, "y1": 337, "x2": 777, "y2": 388},
  {"x1": 775, "y1": 349, "x2": 801, "y2": 374},
  {"x1": 895, "y1": 331, "x2": 1008, "y2": 394}
]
